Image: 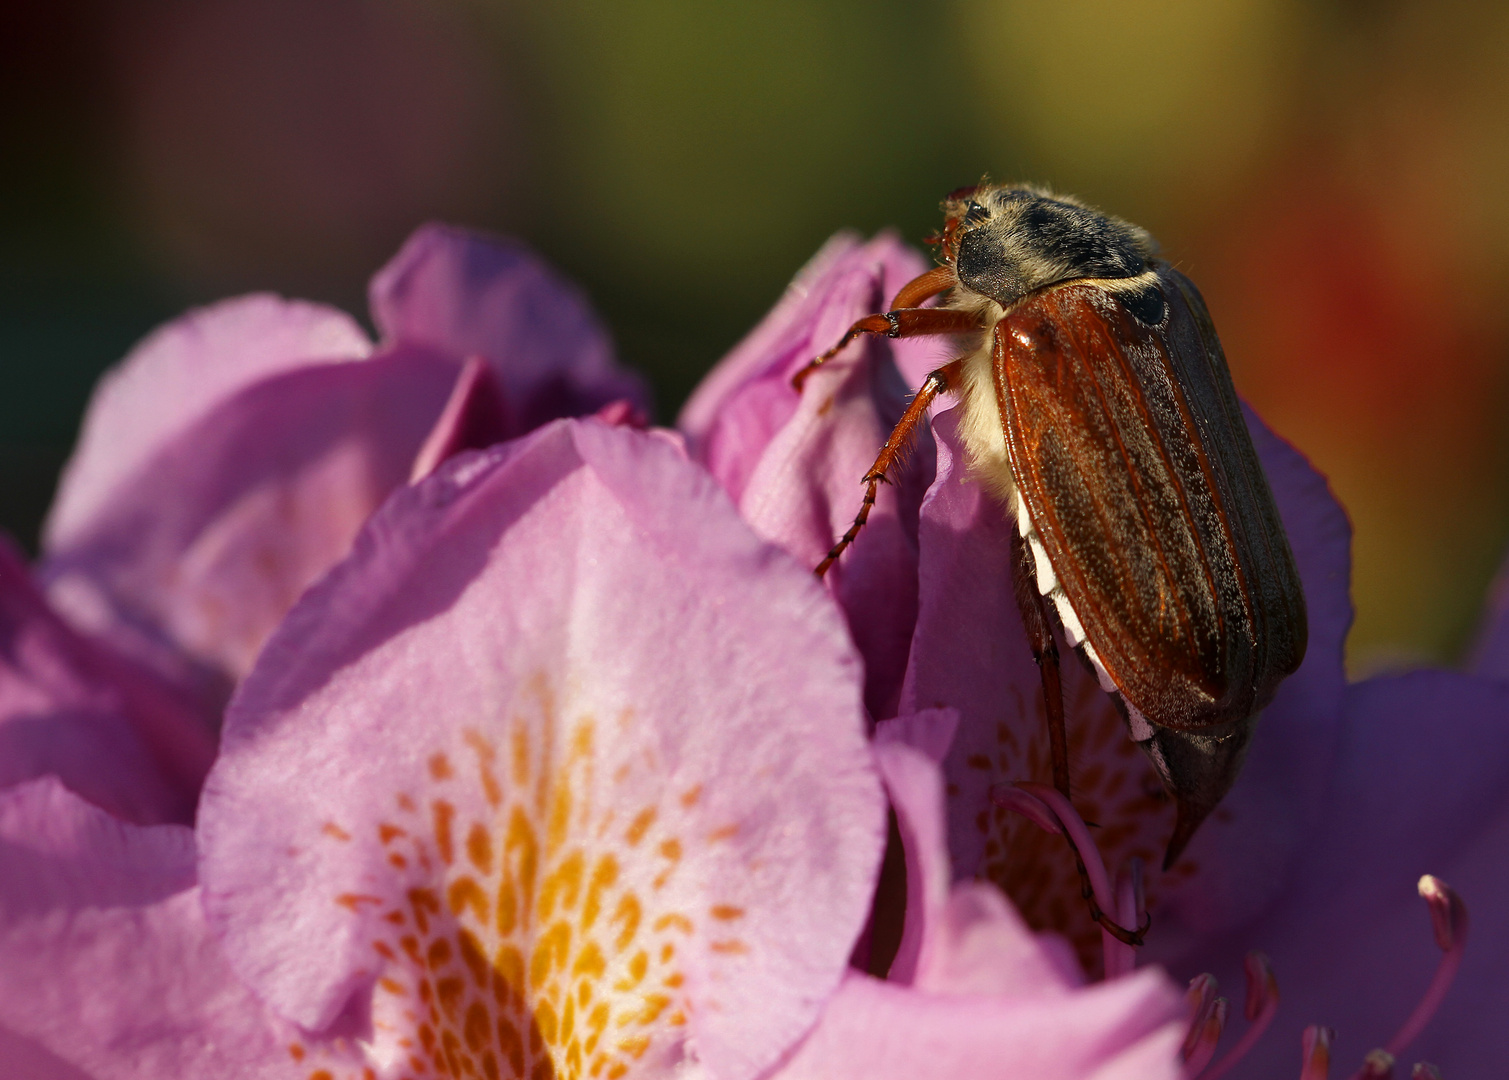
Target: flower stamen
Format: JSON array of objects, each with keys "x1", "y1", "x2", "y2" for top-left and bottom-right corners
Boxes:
[
  {"x1": 1182, "y1": 974, "x2": 1227, "y2": 1075},
  {"x1": 1198, "y1": 951, "x2": 1280, "y2": 1080},
  {"x1": 1300, "y1": 1025, "x2": 1336, "y2": 1080},
  {"x1": 1383, "y1": 876, "x2": 1467, "y2": 1060}
]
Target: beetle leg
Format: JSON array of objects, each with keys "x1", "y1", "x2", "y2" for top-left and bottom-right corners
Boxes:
[
  {"x1": 814, "y1": 359, "x2": 963, "y2": 578},
  {"x1": 1011, "y1": 528, "x2": 1149, "y2": 948},
  {"x1": 792, "y1": 307, "x2": 984, "y2": 391},
  {"x1": 888, "y1": 265, "x2": 956, "y2": 310},
  {"x1": 1011, "y1": 527, "x2": 1070, "y2": 799}
]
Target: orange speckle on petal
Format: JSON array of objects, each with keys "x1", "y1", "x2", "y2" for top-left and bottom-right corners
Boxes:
[
  {"x1": 624, "y1": 808, "x2": 656, "y2": 846},
  {"x1": 657, "y1": 838, "x2": 681, "y2": 862},
  {"x1": 429, "y1": 753, "x2": 454, "y2": 780},
  {"x1": 447, "y1": 876, "x2": 489, "y2": 923},
  {"x1": 335, "y1": 893, "x2": 382, "y2": 911},
  {"x1": 431, "y1": 800, "x2": 456, "y2": 864},
  {"x1": 466, "y1": 824, "x2": 494, "y2": 874},
  {"x1": 707, "y1": 824, "x2": 739, "y2": 842},
  {"x1": 679, "y1": 785, "x2": 702, "y2": 808},
  {"x1": 378, "y1": 823, "x2": 407, "y2": 844},
  {"x1": 710, "y1": 940, "x2": 750, "y2": 955},
  {"x1": 321, "y1": 822, "x2": 351, "y2": 841},
  {"x1": 288, "y1": 1043, "x2": 306, "y2": 1061},
  {"x1": 710, "y1": 905, "x2": 744, "y2": 921}
]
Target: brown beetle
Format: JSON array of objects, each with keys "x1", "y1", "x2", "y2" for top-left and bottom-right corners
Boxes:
[{"x1": 796, "y1": 185, "x2": 1308, "y2": 937}]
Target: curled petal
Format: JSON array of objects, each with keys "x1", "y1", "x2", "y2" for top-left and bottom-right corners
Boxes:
[
  {"x1": 41, "y1": 347, "x2": 462, "y2": 695},
  {"x1": 370, "y1": 223, "x2": 650, "y2": 429},
  {"x1": 45, "y1": 294, "x2": 371, "y2": 552}
]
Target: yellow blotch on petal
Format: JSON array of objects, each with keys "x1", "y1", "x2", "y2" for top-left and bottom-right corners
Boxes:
[
  {"x1": 612, "y1": 894, "x2": 642, "y2": 951},
  {"x1": 572, "y1": 940, "x2": 607, "y2": 979},
  {"x1": 529, "y1": 921, "x2": 573, "y2": 990},
  {"x1": 652, "y1": 913, "x2": 692, "y2": 935},
  {"x1": 581, "y1": 854, "x2": 619, "y2": 932},
  {"x1": 539, "y1": 850, "x2": 585, "y2": 922},
  {"x1": 657, "y1": 838, "x2": 681, "y2": 863}
]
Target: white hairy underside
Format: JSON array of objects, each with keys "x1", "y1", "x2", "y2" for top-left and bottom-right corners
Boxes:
[{"x1": 952, "y1": 313, "x2": 1154, "y2": 741}]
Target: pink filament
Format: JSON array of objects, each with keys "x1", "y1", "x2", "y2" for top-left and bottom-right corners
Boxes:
[{"x1": 995, "y1": 781, "x2": 1133, "y2": 977}]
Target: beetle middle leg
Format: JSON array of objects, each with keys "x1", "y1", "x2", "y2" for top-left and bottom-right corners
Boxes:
[
  {"x1": 814, "y1": 358, "x2": 963, "y2": 578},
  {"x1": 1011, "y1": 527, "x2": 1148, "y2": 948}
]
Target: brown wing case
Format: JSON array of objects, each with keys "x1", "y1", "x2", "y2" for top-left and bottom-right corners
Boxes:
[{"x1": 995, "y1": 265, "x2": 1307, "y2": 730}]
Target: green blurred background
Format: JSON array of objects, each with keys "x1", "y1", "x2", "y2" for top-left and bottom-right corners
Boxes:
[{"x1": 5, "y1": 0, "x2": 1509, "y2": 673}]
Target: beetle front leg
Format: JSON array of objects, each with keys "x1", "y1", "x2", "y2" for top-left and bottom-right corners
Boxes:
[
  {"x1": 815, "y1": 359, "x2": 963, "y2": 577},
  {"x1": 792, "y1": 307, "x2": 984, "y2": 391}
]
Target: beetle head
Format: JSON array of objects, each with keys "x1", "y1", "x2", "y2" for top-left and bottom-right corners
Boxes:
[{"x1": 941, "y1": 186, "x2": 1158, "y2": 310}]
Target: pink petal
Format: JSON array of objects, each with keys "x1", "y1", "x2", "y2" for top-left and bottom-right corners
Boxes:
[
  {"x1": 45, "y1": 294, "x2": 371, "y2": 552},
  {"x1": 198, "y1": 419, "x2": 885, "y2": 1080},
  {"x1": 0, "y1": 777, "x2": 356, "y2": 1079},
  {"x1": 772, "y1": 968, "x2": 1186, "y2": 1080},
  {"x1": 1166, "y1": 670, "x2": 1509, "y2": 1078},
  {"x1": 680, "y1": 234, "x2": 945, "y2": 719},
  {"x1": 369, "y1": 223, "x2": 650, "y2": 429},
  {"x1": 0, "y1": 536, "x2": 212, "y2": 824},
  {"x1": 873, "y1": 741, "x2": 954, "y2": 986},
  {"x1": 41, "y1": 345, "x2": 462, "y2": 698}
]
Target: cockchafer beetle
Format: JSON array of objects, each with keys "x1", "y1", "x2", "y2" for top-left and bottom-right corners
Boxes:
[{"x1": 794, "y1": 184, "x2": 1308, "y2": 944}]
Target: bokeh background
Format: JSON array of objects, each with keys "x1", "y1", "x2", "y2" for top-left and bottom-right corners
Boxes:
[{"x1": 5, "y1": 0, "x2": 1509, "y2": 673}]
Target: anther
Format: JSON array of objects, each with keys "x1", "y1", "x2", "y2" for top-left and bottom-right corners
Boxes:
[
  {"x1": 1181, "y1": 974, "x2": 1220, "y2": 1063},
  {"x1": 1353, "y1": 1050, "x2": 1396, "y2": 1080},
  {"x1": 1410, "y1": 1064, "x2": 1443, "y2": 1080},
  {"x1": 1183, "y1": 994, "x2": 1228, "y2": 1075},
  {"x1": 1199, "y1": 952, "x2": 1280, "y2": 1080},
  {"x1": 1300, "y1": 1025, "x2": 1335, "y2": 1080}
]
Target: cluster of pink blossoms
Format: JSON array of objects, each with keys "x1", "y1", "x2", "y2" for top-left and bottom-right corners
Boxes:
[{"x1": 0, "y1": 225, "x2": 1503, "y2": 1080}]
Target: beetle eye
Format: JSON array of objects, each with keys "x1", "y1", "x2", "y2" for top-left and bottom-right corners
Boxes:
[{"x1": 965, "y1": 201, "x2": 990, "y2": 224}]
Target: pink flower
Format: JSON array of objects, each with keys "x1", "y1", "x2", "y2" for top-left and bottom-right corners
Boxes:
[
  {"x1": 39, "y1": 224, "x2": 646, "y2": 712},
  {"x1": 682, "y1": 232, "x2": 1508, "y2": 1077},
  {"x1": 1, "y1": 224, "x2": 1499, "y2": 1080}
]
